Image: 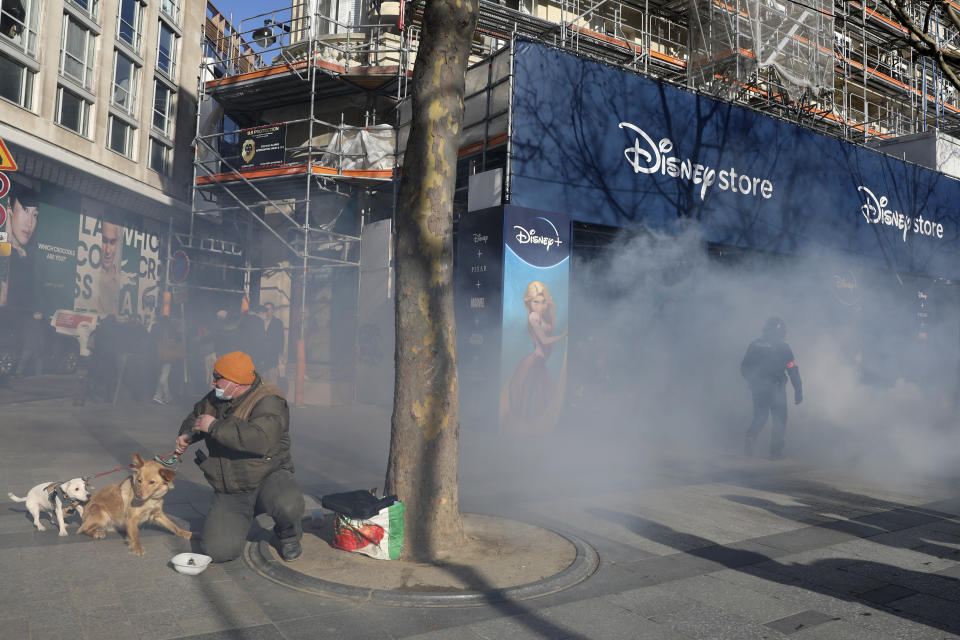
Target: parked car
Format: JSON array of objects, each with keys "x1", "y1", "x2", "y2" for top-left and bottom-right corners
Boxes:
[
  {"x1": 42, "y1": 331, "x2": 81, "y2": 374},
  {"x1": 0, "y1": 310, "x2": 80, "y2": 377}
]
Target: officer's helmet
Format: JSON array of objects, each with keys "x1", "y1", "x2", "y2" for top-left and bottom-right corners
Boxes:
[{"x1": 763, "y1": 317, "x2": 786, "y2": 341}]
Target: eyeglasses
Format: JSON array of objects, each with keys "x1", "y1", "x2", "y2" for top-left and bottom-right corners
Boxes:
[{"x1": 212, "y1": 372, "x2": 224, "y2": 381}]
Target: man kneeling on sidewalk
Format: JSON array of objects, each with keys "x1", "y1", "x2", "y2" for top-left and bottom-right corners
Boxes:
[{"x1": 174, "y1": 350, "x2": 305, "y2": 562}]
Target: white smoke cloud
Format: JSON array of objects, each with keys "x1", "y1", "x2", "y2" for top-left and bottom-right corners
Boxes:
[{"x1": 464, "y1": 220, "x2": 960, "y2": 501}]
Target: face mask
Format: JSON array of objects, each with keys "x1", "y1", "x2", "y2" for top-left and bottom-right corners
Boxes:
[{"x1": 214, "y1": 383, "x2": 233, "y2": 400}]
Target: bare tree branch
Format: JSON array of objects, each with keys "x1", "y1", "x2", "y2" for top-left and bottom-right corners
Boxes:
[{"x1": 876, "y1": 0, "x2": 960, "y2": 92}]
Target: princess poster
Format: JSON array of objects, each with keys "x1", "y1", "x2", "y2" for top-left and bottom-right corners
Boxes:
[{"x1": 498, "y1": 207, "x2": 571, "y2": 436}]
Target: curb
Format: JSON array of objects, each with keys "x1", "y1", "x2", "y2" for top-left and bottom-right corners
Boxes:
[{"x1": 244, "y1": 527, "x2": 599, "y2": 607}]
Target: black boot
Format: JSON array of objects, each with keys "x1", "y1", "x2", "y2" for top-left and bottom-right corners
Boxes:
[{"x1": 279, "y1": 538, "x2": 302, "y2": 562}]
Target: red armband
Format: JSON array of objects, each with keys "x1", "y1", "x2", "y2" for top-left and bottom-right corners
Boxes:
[{"x1": 786, "y1": 361, "x2": 796, "y2": 368}]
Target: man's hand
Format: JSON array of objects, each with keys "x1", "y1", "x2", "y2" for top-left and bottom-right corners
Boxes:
[
  {"x1": 174, "y1": 434, "x2": 192, "y2": 455},
  {"x1": 194, "y1": 414, "x2": 216, "y2": 433},
  {"x1": 795, "y1": 392, "x2": 803, "y2": 405}
]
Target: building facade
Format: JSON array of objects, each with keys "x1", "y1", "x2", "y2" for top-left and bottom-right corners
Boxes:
[
  {"x1": 187, "y1": 0, "x2": 960, "y2": 406},
  {"x1": 0, "y1": 0, "x2": 204, "y2": 324}
]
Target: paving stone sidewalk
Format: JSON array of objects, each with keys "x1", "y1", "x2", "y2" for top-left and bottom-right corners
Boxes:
[{"x1": 2, "y1": 378, "x2": 960, "y2": 639}]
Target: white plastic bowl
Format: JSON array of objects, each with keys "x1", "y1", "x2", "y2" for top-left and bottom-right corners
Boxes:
[{"x1": 171, "y1": 553, "x2": 212, "y2": 575}]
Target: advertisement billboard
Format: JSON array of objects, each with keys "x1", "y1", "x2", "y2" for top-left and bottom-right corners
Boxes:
[
  {"x1": 498, "y1": 207, "x2": 571, "y2": 436},
  {"x1": 0, "y1": 184, "x2": 162, "y2": 322},
  {"x1": 455, "y1": 206, "x2": 505, "y2": 428},
  {"x1": 509, "y1": 40, "x2": 960, "y2": 280},
  {"x1": 455, "y1": 205, "x2": 571, "y2": 435}
]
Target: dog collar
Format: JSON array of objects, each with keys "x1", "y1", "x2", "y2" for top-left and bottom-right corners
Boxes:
[{"x1": 51, "y1": 484, "x2": 87, "y2": 513}]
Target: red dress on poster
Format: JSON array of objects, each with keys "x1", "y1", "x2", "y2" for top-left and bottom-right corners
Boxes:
[{"x1": 499, "y1": 281, "x2": 567, "y2": 436}]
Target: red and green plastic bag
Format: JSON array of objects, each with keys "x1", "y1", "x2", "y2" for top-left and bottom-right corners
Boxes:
[{"x1": 333, "y1": 501, "x2": 406, "y2": 560}]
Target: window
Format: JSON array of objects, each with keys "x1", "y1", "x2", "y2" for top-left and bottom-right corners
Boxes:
[
  {"x1": 116, "y1": 0, "x2": 141, "y2": 50},
  {"x1": 66, "y1": 0, "x2": 98, "y2": 21},
  {"x1": 60, "y1": 15, "x2": 95, "y2": 90},
  {"x1": 112, "y1": 51, "x2": 138, "y2": 114},
  {"x1": 0, "y1": 52, "x2": 32, "y2": 108},
  {"x1": 152, "y1": 79, "x2": 173, "y2": 135},
  {"x1": 1, "y1": 0, "x2": 39, "y2": 55},
  {"x1": 149, "y1": 137, "x2": 170, "y2": 174},
  {"x1": 108, "y1": 115, "x2": 134, "y2": 157},
  {"x1": 156, "y1": 21, "x2": 176, "y2": 77},
  {"x1": 159, "y1": 0, "x2": 179, "y2": 25},
  {"x1": 56, "y1": 86, "x2": 90, "y2": 135}
]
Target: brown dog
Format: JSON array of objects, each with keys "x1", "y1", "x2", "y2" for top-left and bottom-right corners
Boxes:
[{"x1": 78, "y1": 453, "x2": 191, "y2": 555}]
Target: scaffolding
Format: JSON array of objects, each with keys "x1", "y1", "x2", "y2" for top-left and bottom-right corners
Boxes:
[
  {"x1": 454, "y1": 0, "x2": 960, "y2": 142},
  {"x1": 687, "y1": 0, "x2": 835, "y2": 106},
  {"x1": 187, "y1": 0, "x2": 417, "y2": 403},
  {"x1": 190, "y1": 0, "x2": 960, "y2": 403}
]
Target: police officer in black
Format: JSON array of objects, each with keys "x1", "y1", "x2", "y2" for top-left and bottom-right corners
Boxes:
[{"x1": 741, "y1": 317, "x2": 802, "y2": 459}]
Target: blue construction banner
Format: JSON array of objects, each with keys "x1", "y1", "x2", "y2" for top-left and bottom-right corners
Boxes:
[
  {"x1": 509, "y1": 40, "x2": 960, "y2": 280},
  {"x1": 498, "y1": 206, "x2": 571, "y2": 436}
]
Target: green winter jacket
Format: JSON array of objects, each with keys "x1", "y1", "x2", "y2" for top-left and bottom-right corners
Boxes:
[{"x1": 178, "y1": 376, "x2": 293, "y2": 493}]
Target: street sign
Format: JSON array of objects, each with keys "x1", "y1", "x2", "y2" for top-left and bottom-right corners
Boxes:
[
  {"x1": 0, "y1": 171, "x2": 9, "y2": 228},
  {"x1": 0, "y1": 138, "x2": 17, "y2": 172}
]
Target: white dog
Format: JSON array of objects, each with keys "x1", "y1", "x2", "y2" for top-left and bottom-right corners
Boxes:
[{"x1": 8, "y1": 478, "x2": 92, "y2": 536}]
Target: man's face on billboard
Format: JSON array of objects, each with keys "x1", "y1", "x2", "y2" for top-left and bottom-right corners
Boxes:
[
  {"x1": 9, "y1": 197, "x2": 38, "y2": 251},
  {"x1": 101, "y1": 222, "x2": 119, "y2": 270}
]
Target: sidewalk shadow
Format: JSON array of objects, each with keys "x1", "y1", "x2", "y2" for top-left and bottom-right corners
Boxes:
[
  {"x1": 438, "y1": 561, "x2": 592, "y2": 640},
  {"x1": 722, "y1": 491, "x2": 960, "y2": 561},
  {"x1": 587, "y1": 507, "x2": 960, "y2": 636}
]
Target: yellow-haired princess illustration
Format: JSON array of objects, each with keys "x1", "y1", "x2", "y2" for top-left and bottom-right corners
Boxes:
[{"x1": 499, "y1": 280, "x2": 568, "y2": 436}]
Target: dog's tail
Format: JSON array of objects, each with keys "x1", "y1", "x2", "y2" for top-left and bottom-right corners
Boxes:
[{"x1": 7, "y1": 492, "x2": 26, "y2": 503}]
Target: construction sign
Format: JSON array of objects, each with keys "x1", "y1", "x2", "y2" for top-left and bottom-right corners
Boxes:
[{"x1": 0, "y1": 136, "x2": 17, "y2": 172}]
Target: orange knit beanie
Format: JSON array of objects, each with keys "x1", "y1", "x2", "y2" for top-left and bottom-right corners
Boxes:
[{"x1": 214, "y1": 351, "x2": 255, "y2": 384}]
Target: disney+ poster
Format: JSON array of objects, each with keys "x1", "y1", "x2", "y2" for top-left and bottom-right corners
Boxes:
[{"x1": 498, "y1": 207, "x2": 571, "y2": 436}]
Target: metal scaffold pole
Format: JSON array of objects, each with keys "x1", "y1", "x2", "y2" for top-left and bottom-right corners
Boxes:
[{"x1": 295, "y1": 6, "x2": 319, "y2": 407}]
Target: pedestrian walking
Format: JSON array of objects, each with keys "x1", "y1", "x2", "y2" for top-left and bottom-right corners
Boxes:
[
  {"x1": 16, "y1": 311, "x2": 48, "y2": 377},
  {"x1": 152, "y1": 316, "x2": 183, "y2": 405},
  {"x1": 262, "y1": 302, "x2": 285, "y2": 384},
  {"x1": 741, "y1": 316, "x2": 803, "y2": 459}
]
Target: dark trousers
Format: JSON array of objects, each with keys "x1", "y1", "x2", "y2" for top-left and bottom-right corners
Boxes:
[
  {"x1": 72, "y1": 356, "x2": 90, "y2": 406},
  {"x1": 746, "y1": 383, "x2": 788, "y2": 455},
  {"x1": 16, "y1": 347, "x2": 41, "y2": 377},
  {"x1": 202, "y1": 469, "x2": 305, "y2": 563}
]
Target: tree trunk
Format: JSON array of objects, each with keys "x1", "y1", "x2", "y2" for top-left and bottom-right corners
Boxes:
[{"x1": 384, "y1": 0, "x2": 479, "y2": 561}]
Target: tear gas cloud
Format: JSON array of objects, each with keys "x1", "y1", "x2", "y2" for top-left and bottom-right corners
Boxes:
[{"x1": 464, "y1": 222, "x2": 960, "y2": 496}]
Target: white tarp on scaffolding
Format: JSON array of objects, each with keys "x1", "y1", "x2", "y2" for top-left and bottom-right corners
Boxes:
[
  {"x1": 319, "y1": 124, "x2": 395, "y2": 170},
  {"x1": 689, "y1": 0, "x2": 834, "y2": 101}
]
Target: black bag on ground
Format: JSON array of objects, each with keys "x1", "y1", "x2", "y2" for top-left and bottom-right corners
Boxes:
[{"x1": 321, "y1": 490, "x2": 398, "y2": 519}]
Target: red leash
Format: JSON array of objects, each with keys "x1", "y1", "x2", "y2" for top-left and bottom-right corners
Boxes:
[
  {"x1": 87, "y1": 464, "x2": 133, "y2": 480},
  {"x1": 83, "y1": 451, "x2": 182, "y2": 483}
]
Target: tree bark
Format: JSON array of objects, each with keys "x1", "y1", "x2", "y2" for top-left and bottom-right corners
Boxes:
[{"x1": 384, "y1": 0, "x2": 479, "y2": 560}]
